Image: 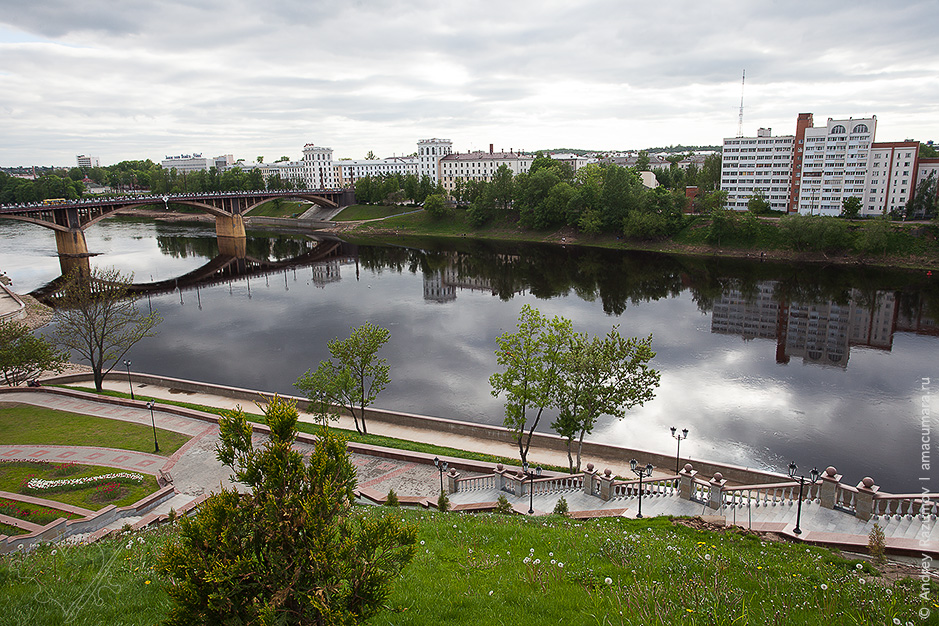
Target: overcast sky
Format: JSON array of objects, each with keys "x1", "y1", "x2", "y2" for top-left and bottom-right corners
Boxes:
[{"x1": 1, "y1": 0, "x2": 937, "y2": 167}]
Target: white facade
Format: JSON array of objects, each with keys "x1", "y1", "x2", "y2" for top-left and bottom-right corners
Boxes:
[
  {"x1": 302, "y1": 144, "x2": 336, "y2": 188},
  {"x1": 335, "y1": 157, "x2": 419, "y2": 186},
  {"x1": 862, "y1": 142, "x2": 919, "y2": 215},
  {"x1": 76, "y1": 155, "x2": 100, "y2": 168},
  {"x1": 795, "y1": 117, "x2": 876, "y2": 216},
  {"x1": 438, "y1": 150, "x2": 533, "y2": 193},
  {"x1": 720, "y1": 128, "x2": 795, "y2": 211},
  {"x1": 162, "y1": 154, "x2": 212, "y2": 173},
  {"x1": 417, "y1": 138, "x2": 452, "y2": 184}
]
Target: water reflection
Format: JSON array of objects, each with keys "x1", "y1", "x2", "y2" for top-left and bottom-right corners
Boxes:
[{"x1": 4, "y1": 217, "x2": 937, "y2": 492}]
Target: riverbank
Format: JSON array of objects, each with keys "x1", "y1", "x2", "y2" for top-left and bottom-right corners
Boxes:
[{"x1": 320, "y1": 209, "x2": 939, "y2": 271}]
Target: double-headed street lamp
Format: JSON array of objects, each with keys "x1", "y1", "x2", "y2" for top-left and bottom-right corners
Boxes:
[
  {"x1": 788, "y1": 462, "x2": 820, "y2": 535},
  {"x1": 147, "y1": 400, "x2": 160, "y2": 453},
  {"x1": 123, "y1": 359, "x2": 135, "y2": 400},
  {"x1": 433, "y1": 457, "x2": 448, "y2": 495},
  {"x1": 630, "y1": 459, "x2": 655, "y2": 519},
  {"x1": 670, "y1": 426, "x2": 689, "y2": 474},
  {"x1": 522, "y1": 462, "x2": 542, "y2": 515}
]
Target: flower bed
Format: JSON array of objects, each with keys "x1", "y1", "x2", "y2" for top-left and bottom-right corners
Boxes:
[{"x1": 22, "y1": 472, "x2": 145, "y2": 495}]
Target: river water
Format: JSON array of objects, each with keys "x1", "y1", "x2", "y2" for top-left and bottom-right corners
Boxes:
[{"x1": 1, "y1": 216, "x2": 936, "y2": 492}]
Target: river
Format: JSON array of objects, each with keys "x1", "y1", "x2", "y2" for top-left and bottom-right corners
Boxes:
[{"x1": 1, "y1": 216, "x2": 936, "y2": 492}]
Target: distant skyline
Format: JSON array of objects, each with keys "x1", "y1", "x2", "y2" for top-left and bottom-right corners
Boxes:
[{"x1": 1, "y1": 1, "x2": 937, "y2": 167}]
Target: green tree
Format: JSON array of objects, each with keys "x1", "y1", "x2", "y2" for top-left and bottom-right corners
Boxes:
[
  {"x1": 905, "y1": 171, "x2": 938, "y2": 220},
  {"x1": 0, "y1": 319, "x2": 67, "y2": 386},
  {"x1": 747, "y1": 189, "x2": 771, "y2": 215},
  {"x1": 295, "y1": 322, "x2": 390, "y2": 435},
  {"x1": 423, "y1": 193, "x2": 450, "y2": 219},
  {"x1": 635, "y1": 151, "x2": 651, "y2": 172},
  {"x1": 841, "y1": 196, "x2": 862, "y2": 219},
  {"x1": 51, "y1": 267, "x2": 162, "y2": 392},
  {"x1": 490, "y1": 305, "x2": 573, "y2": 466},
  {"x1": 550, "y1": 329, "x2": 659, "y2": 472},
  {"x1": 491, "y1": 164, "x2": 515, "y2": 209},
  {"x1": 365, "y1": 150, "x2": 378, "y2": 160},
  {"x1": 160, "y1": 395, "x2": 416, "y2": 625},
  {"x1": 698, "y1": 153, "x2": 723, "y2": 192}
]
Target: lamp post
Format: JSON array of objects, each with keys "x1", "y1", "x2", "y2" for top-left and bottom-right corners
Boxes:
[
  {"x1": 788, "y1": 462, "x2": 820, "y2": 535},
  {"x1": 123, "y1": 359, "x2": 134, "y2": 400},
  {"x1": 522, "y1": 462, "x2": 542, "y2": 515},
  {"x1": 433, "y1": 456, "x2": 448, "y2": 495},
  {"x1": 147, "y1": 401, "x2": 159, "y2": 453},
  {"x1": 630, "y1": 459, "x2": 655, "y2": 519},
  {"x1": 670, "y1": 426, "x2": 689, "y2": 474}
]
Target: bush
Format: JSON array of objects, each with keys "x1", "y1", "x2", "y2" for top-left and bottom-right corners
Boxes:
[
  {"x1": 553, "y1": 497, "x2": 569, "y2": 516},
  {"x1": 385, "y1": 488, "x2": 400, "y2": 507},
  {"x1": 496, "y1": 494, "x2": 513, "y2": 514},
  {"x1": 868, "y1": 522, "x2": 886, "y2": 564},
  {"x1": 437, "y1": 490, "x2": 451, "y2": 512},
  {"x1": 423, "y1": 194, "x2": 451, "y2": 219}
]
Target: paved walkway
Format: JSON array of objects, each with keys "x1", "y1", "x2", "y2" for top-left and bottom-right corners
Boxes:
[{"x1": 3, "y1": 385, "x2": 938, "y2": 558}]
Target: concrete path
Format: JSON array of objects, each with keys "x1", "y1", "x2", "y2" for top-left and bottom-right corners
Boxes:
[{"x1": 4, "y1": 384, "x2": 937, "y2": 558}]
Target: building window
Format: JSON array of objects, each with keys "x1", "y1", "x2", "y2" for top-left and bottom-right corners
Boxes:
[
  {"x1": 852, "y1": 124, "x2": 869, "y2": 133},
  {"x1": 831, "y1": 125, "x2": 846, "y2": 134}
]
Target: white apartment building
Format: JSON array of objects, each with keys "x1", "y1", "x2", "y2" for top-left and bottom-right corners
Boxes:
[
  {"x1": 863, "y1": 142, "x2": 919, "y2": 216},
  {"x1": 794, "y1": 116, "x2": 876, "y2": 216},
  {"x1": 335, "y1": 157, "x2": 418, "y2": 187},
  {"x1": 162, "y1": 154, "x2": 212, "y2": 173},
  {"x1": 417, "y1": 138, "x2": 452, "y2": 184},
  {"x1": 302, "y1": 144, "x2": 336, "y2": 188},
  {"x1": 438, "y1": 149, "x2": 533, "y2": 194},
  {"x1": 720, "y1": 128, "x2": 795, "y2": 211},
  {"x1": 547, "y1": 153, "x2": 592, "y2": 172},
  {"x1": 76, "y1": 155, "x2": 100, "y2": 168}
]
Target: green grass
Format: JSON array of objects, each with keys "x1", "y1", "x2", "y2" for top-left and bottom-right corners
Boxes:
[
  {"x1": 0, "y1": 403, "x2": 189, "y2": 456},
  {"x1": 0, "y1": 497, "x2": 81, "y2": 525},
  {"x1": 245, "y1": 199, "x2": 307, "y2": 217},
  {"x1": 1, "y1": 511, "x2": 934, "y2": 625},
  {"x1": 0, "y1": 461, "x2": 161, "y2": 511},
  {"x1": 333, "y1": 204, "x2": 417, "y2": 221}
]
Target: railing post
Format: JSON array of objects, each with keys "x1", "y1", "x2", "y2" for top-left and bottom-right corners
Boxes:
[
  {"x1": 679, "y1": 464, "x2": 697, "y2": 500},
  {"x1": 494, "y1": 464, "x2": 507, "y2": 492},
  {"x1": 516, "y1": 471, "x2": 528, "y2": 497},
  {"x1": 446, "y1": 468, "x2": 460, "y2": 495},
  {"x1": 599, "y1": 468, "x2": 614, "y2": 502},
  {"x1": 855, "y1": 477, "x2": 879, "y2": 521},
  {"x1": 583, "y1": 463, "x2": 596, "y2": 497},
  {"x1": 708, "y1": 472, "x2": 727, "y2": 510},
  {"x1": 817, "y1": 465, "x2": 842, "y2": 510}
]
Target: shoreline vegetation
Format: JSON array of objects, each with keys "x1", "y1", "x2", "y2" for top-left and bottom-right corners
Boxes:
[{"x1": 322, "y1": 204, "x2": 939, "y2": 272}]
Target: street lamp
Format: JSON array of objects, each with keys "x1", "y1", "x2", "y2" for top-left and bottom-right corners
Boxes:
[
  {"x1": 630, "y1": 459, "x2": 655, "y2": 519},
  {"x1": 788, "y1": 462, "x2": 820, "y2": 535},
  {"x1": 522, "y1": 462, "x2": 542, "y2": 515},
  {"x1": 433, "y1": 456, "x2": 448, "y2": 495},
  {"x1": 670, "y1": 426, "x2": 689, "y2": 474},
  {"x1": 123, "y1": 359, "x2": 135, "y2": 400},
  {"x1": 147, "y1": 401, "x2": 160, "y2": 453}
]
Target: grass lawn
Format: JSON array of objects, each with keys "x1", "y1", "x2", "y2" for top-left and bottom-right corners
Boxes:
[
  {"x1": 1, "y1": 510, "x2": 933, "y2": 625},
  {"x1": 0, "y1": 402, "x2": 189, "y2": 456},
  {"x1": 333, "y1": 204, "x2": 417, "y2": 221},
  {"x1": 0, "y1": 460, "x2": 161, "y2": 511},
  {"x1": 245, "y1": 199, "x2": 307, "y2": 217},
  {"x1": 0, "y1": 496, "x2": 82, "y2": 525}
]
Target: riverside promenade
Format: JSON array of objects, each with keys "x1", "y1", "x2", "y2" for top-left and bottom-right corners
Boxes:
[{"x1": 2, "y1": 373, "x2": 938, "y2": 561}]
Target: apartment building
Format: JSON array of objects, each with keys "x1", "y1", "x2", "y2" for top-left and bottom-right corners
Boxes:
[
  {"x1": 76, "y1": 155, "x2": 100, "y2": 169},
  {"x1": 864, "y1": 142, "x2": 920, "y2": 215},
  {"x1": 417, "y1": 138, "x2": 452, "y2": 184},
  {"x1": 720, "y1": 128, "x2": 795, "y2": 211},
  {"x1": 438, "y1": 148, "x2": 533, "y2": 194},
  {"x1": 301, "y1": 144, "x2": 336, "y2": 188},
  {"x1": 335, "y1": 156, "x2": 418, "y2": 187}
]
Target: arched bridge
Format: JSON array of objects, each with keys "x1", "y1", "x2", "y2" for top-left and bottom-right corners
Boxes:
[{"x1": 0, "y1": 188, "x2": 355, "y2": 272}]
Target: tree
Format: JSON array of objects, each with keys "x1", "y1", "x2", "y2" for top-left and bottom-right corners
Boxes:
[
  {"x1": 491, "y1": 164, "x2": 515, "y2": 209},
  {"x1": 905, "y1": 171, "x2": 938, "y2": 220},
  {"x1": 698, "y1": 153, "x2": 723, "y2": 192},
  {"x1": 295, "y1": 322, "x2": 390, "y2": 435},
  {"x1": 550, "y1": 329, "x2": 659, "y2": 473},
  {"x1": 635, "y1": 151, "x2": 651, "y2": 172},
  {"x1": 423, "y1": 193, "x2": 450, "y2": 219},
  {"x1": 490, "y1": 305, "x2": 573, "y2": 467},
  {"x1": 747, "y1": 189, "x2": 772, "y2": 215},
  {"x1": 160, "y1": 395, "x2": 416, "y2": 625},
  {"x1": 365, "y1": 150, "x2": 378, "y2": 160},
  {"x1": 0, "y1": 320, "x2": 67, "y2": 386},
  {"x1": 51, "y1": 267, "x2": 162, "y2": 392},
  {"x1": 841, "y1": 196, "x2": 862, "y2": 219}
]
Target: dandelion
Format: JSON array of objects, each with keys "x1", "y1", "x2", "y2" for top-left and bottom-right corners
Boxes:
[
  {"x1": 534, "y1": 559, "x2": 540, "y2": 565},
  {"x1": 605, "y1": 577, "x2": 613, "y2": 585},
  {"x1": 145, "y1": 580, "x2": 151, "y2": 585},
  {"x1": 551, "y1": 559, "x2": 556, "y2": 565},
  {"x1": 704, "y1": 554, "x2": 712, "y2": 561},
  {"x1": 892, "y1": 619, "x2": 901, "y2": 625},
  {"x1": 126, "y1": 541, "x2": 133, "y2": 550},
  {"x1": 558, "y1": 562, "x2": 564, "y2": 568},
  {"x1": 488, "y1": 590, "x2": 493, "y2": 596},
  {"x1": 420, "y1": 540, "x2": 425, "y2": 545},
  {"x1": 51, "y1": 549, "x2": 57, "y2": 556},
  {"x1": 859, "y1": 578, "x2": 865, "y2": 585},
  {"x1": 549, "y1": 552, "x2": 553, "y2": 557},
  {"x1": 523, "y1": 556, "x2": 530, "y2": 564},
  {"x1": 856, "y1": 563, "x2": 863, "y2": 570},
  {"x1": 820, "y1": 584, "x2": 828, "y2": 591}
]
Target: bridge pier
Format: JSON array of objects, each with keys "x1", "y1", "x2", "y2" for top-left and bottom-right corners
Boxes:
[
  {"x1": 54, "y1": 229, "x2": 91, "y2": 276},
  {"x1": 215, "y1": 214, "x2": 247, "y2": 258}
]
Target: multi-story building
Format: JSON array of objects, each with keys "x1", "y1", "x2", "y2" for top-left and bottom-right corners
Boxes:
[
  {"x1": 76, "y1": 155, "x2": 100, "y2": 169},
  {"x1": 417, "y1": 138, "x2": 452, "y2": 184},
  {"x1": 161, "y1": 154, "x2": 213, "y2": 173},
  {"x1": 438, "y1": 148, "x2": 533, "y2": 194},
  {"x1": 302, "y1": 144, "x2": 336, "y2": 188},
  {"x1": 863, "y1": 142, "x2": 920, "y2": 215},
  {"x1": 720, "y1": 128, "x2": 795, "y2": 211},
  {"x1": 335, "y1": 156, "x2": 418, "y2": 187}
]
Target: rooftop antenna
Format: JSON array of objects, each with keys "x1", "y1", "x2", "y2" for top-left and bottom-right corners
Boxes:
[{"x1": 736, "y1": 69, "x2": 746, "y2": 138}]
